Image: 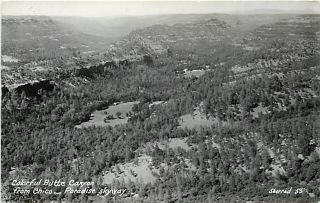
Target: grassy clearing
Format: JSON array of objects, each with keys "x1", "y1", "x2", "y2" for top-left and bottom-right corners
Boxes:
[
  {"x1": 76, "y1": 101, "x2": 139, "y2": 128},
  {"x1": 156, "y1": 138, "x2": 191, "y2": 151},
  {"x1": 103, "y1": 154, "x2": 158, "y2": 185},
  {"x1": 178, "y1": 109, "x2": 217, "y2": 130},
  {"x1": 183, "y1": 69, "x2": 206, "y2": 78}
]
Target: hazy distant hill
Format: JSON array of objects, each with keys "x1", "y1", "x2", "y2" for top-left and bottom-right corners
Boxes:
[
  {"x1": 232, "y1": 8, "x2": 319, "y2": 15},
  {"x1": 125, "y1": 18, "x2": 231, "y2": 56},
  {"x1": 1, "y1": 13, "x2": 299, "y2": 65},
  {"x1": 52, "y1": 14, "x2": 220, "y2": 39},
  {"x1": 52, "y1": 13, "x2": 297, "y2": 39},
  {"x1": 100, "y1": 14, "x2": 298, "y2": 65},
  {"x1": 1, "y1": 16, "x2": 111, "y2": 61}
]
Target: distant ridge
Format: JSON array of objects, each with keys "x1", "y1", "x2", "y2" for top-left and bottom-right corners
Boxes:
[{"x1": 232, "y1": 8, "x2": 319, "y2": 15}]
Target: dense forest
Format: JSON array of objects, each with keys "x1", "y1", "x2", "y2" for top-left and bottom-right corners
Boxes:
[{"x1": 1, "y1": 14, "x2": 320, "y2": 203}]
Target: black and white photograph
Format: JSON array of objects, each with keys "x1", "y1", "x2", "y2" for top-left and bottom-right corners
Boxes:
[{"x1": 1, "y1": 0, "x2": 320, "y2": 202}]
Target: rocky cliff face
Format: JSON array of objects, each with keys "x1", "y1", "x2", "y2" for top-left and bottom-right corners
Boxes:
[{"x1": 2, "y1": 80, "x2": 55, "y2": 98}]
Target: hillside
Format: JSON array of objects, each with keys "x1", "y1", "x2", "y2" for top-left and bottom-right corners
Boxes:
[
  {"x1": 1, "y1": 13, "x2": 320, "y2": 203},
  {"x1": 2, "y1": 16, "x2": 111, "y2": 63},
  {"x1": 52, "y1": 13, "x2": 298, "y2": 38}
]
